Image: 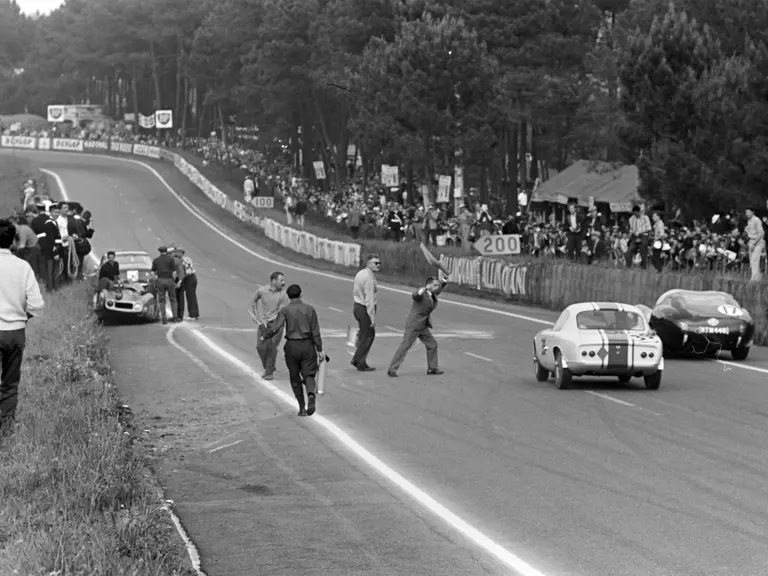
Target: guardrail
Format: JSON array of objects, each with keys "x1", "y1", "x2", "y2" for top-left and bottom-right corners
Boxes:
[{"x1": 1, "y1": 135, "x2": 363, "y2": 268}]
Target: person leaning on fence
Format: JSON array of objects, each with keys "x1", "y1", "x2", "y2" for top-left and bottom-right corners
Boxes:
[
  {"x1": 0, "y1": 219, "x2": 44, "y2": 438},
  {"x1": 744, "y1": 208, "x2": 765, "y2": 281}
]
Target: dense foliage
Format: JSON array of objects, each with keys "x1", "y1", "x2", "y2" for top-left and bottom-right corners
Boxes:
[{"x1": 0, "y1": 0, "x2": 766, "y2": 216}]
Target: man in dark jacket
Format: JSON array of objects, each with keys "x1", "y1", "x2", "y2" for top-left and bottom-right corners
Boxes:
[
  {"x1": 151, "y1": 246, "x2": 180, "y2": 324},
  {"x1": 387, "y1": 274, "x2": 449, "y2": 377},
  {"x1": 38, "y1": 204, "x2": 63, "y2": 291}
]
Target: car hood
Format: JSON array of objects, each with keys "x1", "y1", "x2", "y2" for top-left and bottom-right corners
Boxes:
[{"x1": 106, "y1": 285, "x2": 149, "y2": 302}]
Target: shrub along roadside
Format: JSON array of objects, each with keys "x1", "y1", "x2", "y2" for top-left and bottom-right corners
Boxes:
[
  {"x1": 0, "y1": 154, "x2": 42, "y2": 216},
  {"x1": 0, "y1": 285, "x2": 194, "y2": 576}
]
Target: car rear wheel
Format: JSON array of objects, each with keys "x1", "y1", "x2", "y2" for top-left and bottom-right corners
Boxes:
[
  {"x1": 618, "y1": 375, "x2": 631, "y2": 383},
  {"x1": 644, "y1": 370, "x2": 662, "y2": 390},
  {"x1": 731, "y1": 346, "x2": 750, "y2": 361},
  {"x1": 533, "y1": 355, "x2": 549, "y2": 382},
  {"x1": 554, "y1": 352, "x2": 572, "y2": 390}
]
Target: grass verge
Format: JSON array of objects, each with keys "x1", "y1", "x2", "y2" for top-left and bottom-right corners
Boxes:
[
  {"x1": 0, "y1": 154, "x2": 43, "y2": 217},
  {"x1": 0, "y1": 285, "x2": 194, "y2": 576}
]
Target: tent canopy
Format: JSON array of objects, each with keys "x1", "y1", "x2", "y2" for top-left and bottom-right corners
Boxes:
[{"x1": 532, "y1": 160, "x2": 640, "y2": 211}]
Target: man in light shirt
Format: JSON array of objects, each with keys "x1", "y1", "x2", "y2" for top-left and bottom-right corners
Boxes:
[
  {"x1": 251, "y1": 271, "x2": 290, "y2": 380},
  {"x1": 0, "y1": 219, "x2": 44, "y2": 437},
  {"x1": 351, "y1": 254, "x2": 380, "y2": 371},
  {"x1": 744, "y1": 208, "x2": 765, "y2": 281}
]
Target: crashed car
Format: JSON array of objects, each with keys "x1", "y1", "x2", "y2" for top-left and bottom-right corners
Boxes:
[
  {"x1": 533, "y1": 302, "x2": 664, "y2": 390},
  {"x1": 636, "y1": 289, "x2": 754, "y2": 360},
  {"x1": 93, "y1": 250, "x2": 160, "y2": 323}
]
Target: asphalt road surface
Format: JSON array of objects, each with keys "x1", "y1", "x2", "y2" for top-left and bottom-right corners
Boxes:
[{"x1": 12, "y1": 150, "x2": 768, "y2": 576}]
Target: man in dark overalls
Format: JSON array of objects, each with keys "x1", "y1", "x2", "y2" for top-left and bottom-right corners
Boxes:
[
  {"x1": 263, "y1": 284, "x2": 324, "y2": 417},
  {"x1": 150, "y1": 246, "x2": 179, "y2": 324}
]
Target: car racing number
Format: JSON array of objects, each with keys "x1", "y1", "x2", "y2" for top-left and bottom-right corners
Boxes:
[{"x1": 716, "y1": 304, "x2": 742, "y2": 317}]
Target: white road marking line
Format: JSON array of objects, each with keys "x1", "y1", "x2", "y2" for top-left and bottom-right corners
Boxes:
[
  {"x1": 162, "y1": 326, "x2": 211, "y2": 576},
  {"x1": 385, "y1": 325, "x2": 402, "y2": 333},
  {"x1": 465, "y1": 352, "x2": 493, "y2": 362},
  {"x1": 186, "y1": 327, "x2": 549, "y2": 576},
  {"x1": 718, "y1": 360, "x2": 768, "y2": 375},
  {"x1": 586, "y1": 391, "x2": 636, "y2": 408},
  {"x1": 39, "y1": 168, "x2": 69, "y2": 200},
  {"x1": 328, "y1": 306, "x2": 344, "y2": 313},
  {"x1": 208, "y1": 440, "x2": 243, "y2": 453},
  {"x1": 29, "y1": 152, "x2": 768, "y2": 380}
]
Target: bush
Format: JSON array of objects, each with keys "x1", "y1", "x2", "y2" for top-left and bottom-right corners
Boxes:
[
  {"x1": 0, "y1": 155, "x2": 41, "y2": 217},
  {"x1": 0, "y1": 286, "x2": 194, "y2": 575}
]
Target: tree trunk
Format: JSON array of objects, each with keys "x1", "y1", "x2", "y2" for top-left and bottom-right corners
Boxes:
[
  {"x1": 181, "y1": 76, "x2": 189, "y2": 140},
  {"x1": 506, "y1": 124, "x2": 519, "y2": 215},
  {"x1": 175, "y1": 34, "x2": 184, "y2": 126},
  {"x1": 519, "y1": 119, "x2": 528, "y2": 191},
  {"x1": 131, "y1": 67, "x2": 140, "y2": 134},
  {"x1": 150, "y1": 40, "x2": 163, "y2": 138}
]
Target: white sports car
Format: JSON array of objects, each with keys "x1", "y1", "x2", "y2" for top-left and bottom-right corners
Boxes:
[{"x1": 533, "y1": 302, "x2": 664, "y2": 390}]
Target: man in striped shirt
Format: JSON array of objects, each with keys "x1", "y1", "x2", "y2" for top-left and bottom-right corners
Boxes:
[
  {"x1": 625, "y1": 205, "x2": 652, "y2": 268},
  {"x1": 351, "y1": 254, "x2": 380, "y2": 371},
  {"x1": 252, "y1": 271, "x2": 290, "y2": 380}
]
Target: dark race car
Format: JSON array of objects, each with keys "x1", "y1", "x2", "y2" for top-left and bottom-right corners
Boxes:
[
  {"x1": 93, "y1": 250, "x2": 161, "y2": 323},
  {"x1": 637, "y1": 289, "x2": 755, "y2": 360}
]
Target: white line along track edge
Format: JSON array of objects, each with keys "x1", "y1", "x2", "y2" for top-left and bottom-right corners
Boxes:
[{"x1": 186, "y1": 327, "x2": 550, "y2": 576}]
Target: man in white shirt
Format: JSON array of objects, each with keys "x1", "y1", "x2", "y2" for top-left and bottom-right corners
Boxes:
[
  {"x1": 745, "y1": 208, "x2": 765, "y2": 281},
  {"x1": 351, "y1": 254, "x2": 380, "y2": 371},
  {"x1": 0, "y1": 219, "x2": 44, "y2": 436},
  {"x1": 243, "y1": 175, "x2": 255, "y2": 204}
]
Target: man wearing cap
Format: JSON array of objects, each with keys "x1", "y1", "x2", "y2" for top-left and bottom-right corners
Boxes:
[
  {"x1": 39, "y1": 204, "x2": 63, "y2": 291},
  {"x1": 263, "y1": 284, "x2": 324, "y2": 417},
  {"x1": 169, "y1": 247, "x2": 187, "y2": 320},
  {"x1": 151, "y1": 246, "x2": 180, "y2": 324},
  {"x1": 173, "y1": 248, "x2": 199, "y2": 321}
]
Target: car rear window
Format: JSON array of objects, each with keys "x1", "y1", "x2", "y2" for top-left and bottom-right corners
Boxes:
[{"x1": 576, "y1": 310, "x2": 644, "y2": 331}]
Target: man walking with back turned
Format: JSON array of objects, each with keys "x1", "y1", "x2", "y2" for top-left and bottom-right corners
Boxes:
[
  {"x1": 264, "y1": 284, "x2": 324, "y2": 417},
  {"x1": 0, "y1": 219, "x2": 44, "y2": 437},
  {"x1": 151, "y1": 246, "x2": 179, "y2": 324}
]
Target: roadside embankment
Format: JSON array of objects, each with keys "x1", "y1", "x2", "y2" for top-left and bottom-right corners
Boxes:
[{"x1": 0, "y1": 284, "x2": 195, "y2": 574}]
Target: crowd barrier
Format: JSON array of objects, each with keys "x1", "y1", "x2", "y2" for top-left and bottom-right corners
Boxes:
[{"x1": 0, "y1": 135, "x2": 362, "y2": 268}]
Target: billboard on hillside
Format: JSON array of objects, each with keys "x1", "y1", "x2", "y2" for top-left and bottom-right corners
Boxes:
[{"x1": 47, "y1": 105, "x2": 105, "y2": 125}]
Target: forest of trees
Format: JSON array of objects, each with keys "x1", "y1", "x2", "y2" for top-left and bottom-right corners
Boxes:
[{"x1": 0, "y1": 0, "x2": 766, "y2": 218}]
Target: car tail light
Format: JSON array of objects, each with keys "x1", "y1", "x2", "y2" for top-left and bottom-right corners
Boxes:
[
  {"x1": 589, "y1": 351, "x2": 595, "y2": 357},
  {"x1": 582, "y1": 351, "x2": 587, "y2": 356},
  {"x1": 641, "y1": 352, "x2": 647, "y2": 358}
]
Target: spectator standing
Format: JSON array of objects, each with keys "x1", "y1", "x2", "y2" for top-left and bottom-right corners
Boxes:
[
  {"x1": 651, "y1": 212, "x2": 667, "y2": 272},
  {"x1": 151, "y1": 246, "x2": 180, "y2": 324},
  {"x1": 458, "y1": 206, "x2": 473, "y2": 251},
  {"x1": 0, "y1": 219, "x2": 44, "y2": 437},
  {"x1": 626, "y1": 205, "x2": 652, "y2": 268},
  {"x1": 351, "y1": 254, "x2": 380, "y2": 371},
  {"x1": 348, "y1": 203, "x2": 362, "y2": 238},
  {"x1": 244, "y1": 174, "x2": 255, "y2": 204},
  {"x1": 426, "y1": 205, "x2": 440, "y2": 245},
  {"x1": 744, "y1": 208, "x2": 765, "y2": 281},
  {"x1": 294, "y1": 195, "x2": 307, "y2": 229},
  {"x1": 12, "y1": 214, "x2": 40, "y2": 278},
  {"x1": 175, "y1": 248, "x2": 199, "y2": 320},
  {"x1": 564, "y1": 203, "x2": 582, "y2": 261}
]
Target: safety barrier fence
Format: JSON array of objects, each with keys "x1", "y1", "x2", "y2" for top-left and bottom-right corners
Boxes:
[{"x1": 3, "y1": 135, "x2": 766, "y2": 345}]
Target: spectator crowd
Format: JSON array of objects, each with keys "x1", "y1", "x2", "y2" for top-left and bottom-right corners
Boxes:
[{"x1": 4, "y1": 121, "x2": 766, "y2": 281}]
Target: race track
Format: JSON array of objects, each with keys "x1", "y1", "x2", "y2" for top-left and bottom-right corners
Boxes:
[{"x1": 12, "y1": 150, "x2": 768, "y2": 576}]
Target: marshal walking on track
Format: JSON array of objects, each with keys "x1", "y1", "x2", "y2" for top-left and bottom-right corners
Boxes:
[{"x1": 264, "y1": 284, "x2": 324, "y2": 417}]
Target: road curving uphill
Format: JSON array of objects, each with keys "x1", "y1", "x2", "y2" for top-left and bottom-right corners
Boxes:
[
  {"x1": 2, "y1": 134, "x2": 766, "y2": 346},
  {"x1": 5, "y1": 147, "x2": 768, "y2": 576}
]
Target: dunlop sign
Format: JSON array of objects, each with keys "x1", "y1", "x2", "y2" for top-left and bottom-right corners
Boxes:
[{"x1": 0, "y1": 136, "x2": 36, "y2": 149}]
